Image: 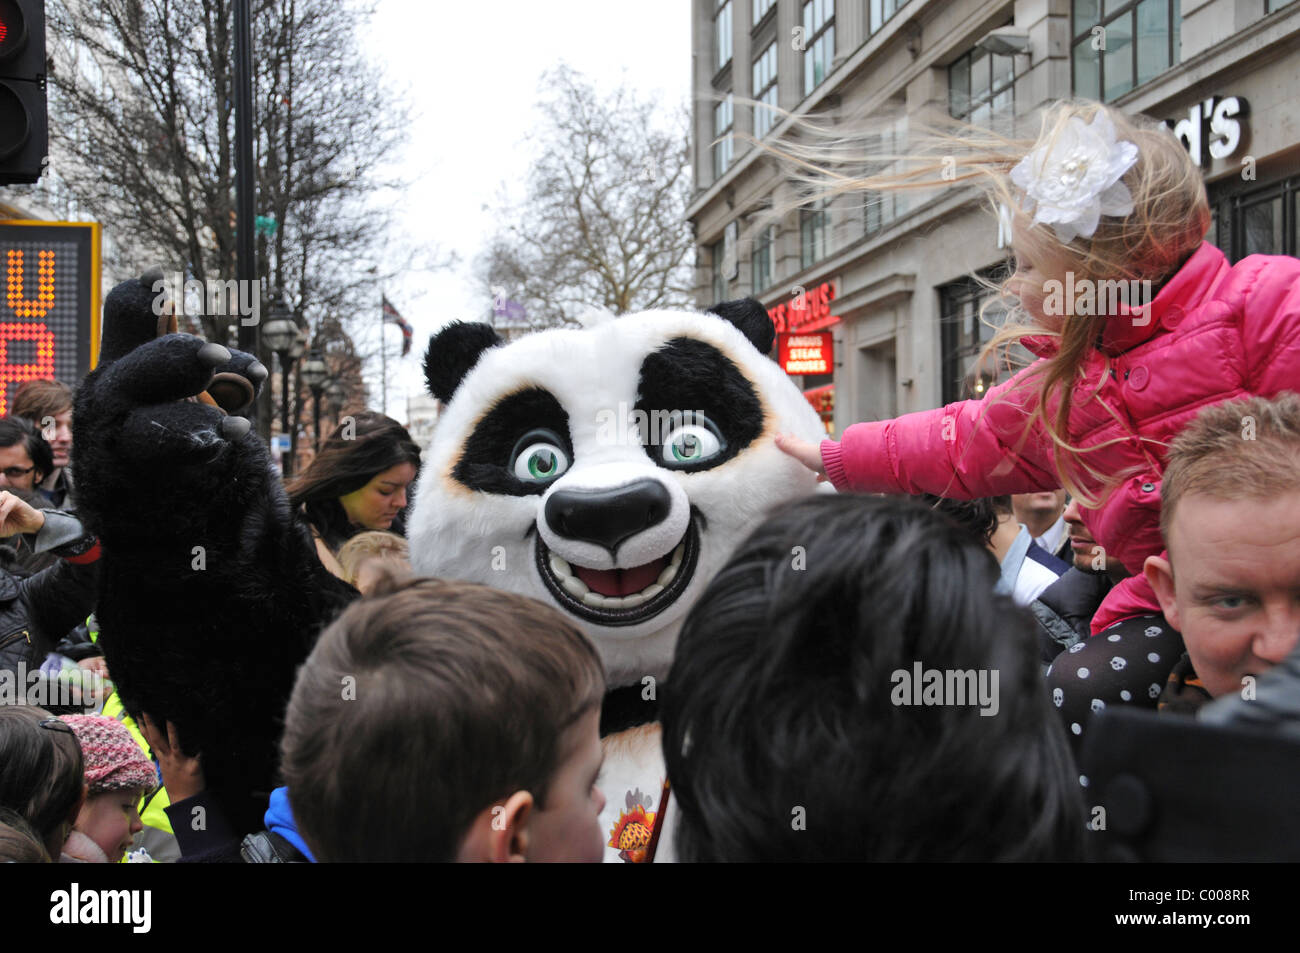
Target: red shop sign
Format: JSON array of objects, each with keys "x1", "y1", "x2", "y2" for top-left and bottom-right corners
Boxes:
[
  {"x1": 778, "y1": 331, "x2": 833, "y2": 376},
  {"x1": 767, "y1": 280, "x2": 839, "y2": 333}
]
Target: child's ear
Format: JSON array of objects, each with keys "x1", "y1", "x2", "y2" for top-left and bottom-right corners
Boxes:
[
  {"x1": 1144, "y1": 554, "x2": 1180, "y2": 631},
  {"x1": 488, "y1": 791, "x2": 533, "y2": 864},
  {"x1": 456, "y1": 790, "x2": 534, "y2": 863}
]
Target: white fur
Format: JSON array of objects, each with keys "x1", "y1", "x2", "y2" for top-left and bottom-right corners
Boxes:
[{"x1": 408, "y1": 308, "x2": 825, "y2": 687}]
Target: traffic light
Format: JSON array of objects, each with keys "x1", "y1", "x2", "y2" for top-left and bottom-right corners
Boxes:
[{"x1": 0, "y1": 0, "x2": 47, "y2": 185}]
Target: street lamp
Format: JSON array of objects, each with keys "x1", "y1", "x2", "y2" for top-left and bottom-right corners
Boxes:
[
  {"x1": 262, "y1": 293, "x2": 301, "y2": 477},
  {"x1": 325, "y1": 379, "x2": 347, "y2": 423},
  {"x1": 300, "y1": 348, "x2": 329, "y2": 450}
]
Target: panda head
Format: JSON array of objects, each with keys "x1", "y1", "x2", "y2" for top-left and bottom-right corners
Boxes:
[{"x1": 407, "y1": 299, "x2": 826, "y2": 687}]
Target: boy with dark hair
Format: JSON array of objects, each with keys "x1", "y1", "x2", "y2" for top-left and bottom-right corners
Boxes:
[
  {"x1": 660, "y1": 494, "x2": 1084, "y2": 862},
  {"x1": 280, "y1": 577, "x2": 607, "y2": 862}
]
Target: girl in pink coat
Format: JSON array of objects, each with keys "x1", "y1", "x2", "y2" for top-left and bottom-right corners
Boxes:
[{"x1": 777, "y1": 101, "x2": 1300, "y2": 706}]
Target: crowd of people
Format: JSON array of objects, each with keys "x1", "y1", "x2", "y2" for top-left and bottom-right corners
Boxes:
[{"x1": 2, "y1": 97, "x2": 1300, "y2": 864}]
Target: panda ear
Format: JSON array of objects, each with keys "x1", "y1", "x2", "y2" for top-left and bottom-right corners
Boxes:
[
  {"x1": 423, "y1": 322, "x2": 504, "y2": 402},
  {"x1": 707, "y1": 298, "x2": 775, "y2": 355}
]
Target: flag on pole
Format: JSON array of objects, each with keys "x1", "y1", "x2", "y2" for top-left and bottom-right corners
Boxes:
[{"x1": 382, "y1": 295, "x2": 413, "y2": 356}]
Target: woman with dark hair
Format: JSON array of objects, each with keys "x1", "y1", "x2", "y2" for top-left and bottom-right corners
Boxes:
[{"x1": 286, "y1": 412, "x2": 420, "y2": 579}]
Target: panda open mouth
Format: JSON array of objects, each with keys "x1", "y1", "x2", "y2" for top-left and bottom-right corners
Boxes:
[{"x1": 535, "y1": 517, "x2": 700, "y2": 626}]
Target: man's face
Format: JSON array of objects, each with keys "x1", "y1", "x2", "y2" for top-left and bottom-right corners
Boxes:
[
  {"x1": 525, "y1": 707, "x2": 606, "y2": 863},
  {"x1": 1064, "y1": 498, "x2": 1110, "y2": 573},
  {"x1": 1146, "y1": 492, "x2": 1300, "y2": 698},
  {"x1": 0, "y1": 442, "x2": 39, "y2": 490},
  {"x1": 1012, "y1": 489, "x2": 1066, "y2": 533},
  {"x1": 44, "y1": 410, "x2": 73, "y2": 469}
]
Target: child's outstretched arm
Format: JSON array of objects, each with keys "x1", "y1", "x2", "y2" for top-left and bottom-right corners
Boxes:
[{"x1": 778, "y1": 363, "x2": 1061, "y2": 498}]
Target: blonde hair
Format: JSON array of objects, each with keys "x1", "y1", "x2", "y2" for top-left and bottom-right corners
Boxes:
[
  {"x1": 336, "y1": 531, "x2": 410, "y2": 588},
  {"x1": 1160, "y1": 394, "x2": 1300, "y2": 550},
  {"x1": 759, "y1": 100, "x2": 1210, "y2": 504}
]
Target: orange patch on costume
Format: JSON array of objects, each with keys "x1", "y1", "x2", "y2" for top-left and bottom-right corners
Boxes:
[{"x1": 608, "y1": 805, "x2": 657, "y2": 864}]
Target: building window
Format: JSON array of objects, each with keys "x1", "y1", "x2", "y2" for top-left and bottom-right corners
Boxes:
[
  {"x1": 949, "y1": 46, "x2": 1015, "y2": 124},
  {"x1": 752, "y1": 41, "x2": 779, "y2": 139},
  {"x1": 713, "y1": 93, "x2": 734, "y2": 180},
  {"x1": 802, "y1": 0, "x2": 835, "y2": 96},
  {"x1": 869, "y1": 0, "x2": 907, "y2": 35},
  {"x1": 711, "y1": 238, "x2": 728, "y2": 303},
  {"x1": 753, "y1": 0, "x2": 776, "y2": 26},
  {"x1": 752, "y1": 225, "x2": 775, "y2": 293},
  {"x1": 715, "y1": 0, "x2": 733, "y2": 73},
  {"x1": 800, "y1": 199, "x2": 830, "y2": 269},
  {"x1": 1209, "y1": 175, "x2": 1299, "y2": 262},
  {"x1": 864, "y1": 190, "x2": 896, "y2": 237},
  {"x1": 939, "y1": 267, "x2": 1011, "y2": 404},
  {"x1": 1071, "y1": 0, "x2": 1180, "y2": 102},
  {"x1": 1265, "y1": 0, "x2": 1297, "y2": 12}
]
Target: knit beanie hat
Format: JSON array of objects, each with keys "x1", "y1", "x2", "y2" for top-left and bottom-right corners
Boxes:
[{"x1": 61, "y1": 715, "x2": 158, "y2": 796}]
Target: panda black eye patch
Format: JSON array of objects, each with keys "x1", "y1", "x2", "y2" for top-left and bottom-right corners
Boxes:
[
  {"x1": 634, "y1": 338, "x2": 763, "y2": 472},
  {"x1": 453, "y1": 387, "x2": 573, "y2": 496}
]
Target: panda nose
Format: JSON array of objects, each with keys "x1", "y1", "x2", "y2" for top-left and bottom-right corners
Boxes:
[{"x1": 544, "y1": 479, "x2": 672, "y2": 557}]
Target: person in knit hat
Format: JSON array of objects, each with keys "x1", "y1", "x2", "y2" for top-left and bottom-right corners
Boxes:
[{"x1": 61, "y1": 714, "x2": 158, "y2": 863}]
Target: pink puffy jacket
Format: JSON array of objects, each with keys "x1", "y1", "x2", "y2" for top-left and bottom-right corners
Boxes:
[{"x1": 821, "y1": 243, "x2": 1300, "y2": 634}]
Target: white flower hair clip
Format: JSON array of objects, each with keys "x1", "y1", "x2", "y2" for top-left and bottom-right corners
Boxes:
[{"x1": 1009, "y1": 111, "x2": 1139, "y2": 243}]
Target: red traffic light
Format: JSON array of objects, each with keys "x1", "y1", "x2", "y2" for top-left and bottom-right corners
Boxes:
[{"x1": 0, "y1": 0, "x2": 28, "y2": 64}]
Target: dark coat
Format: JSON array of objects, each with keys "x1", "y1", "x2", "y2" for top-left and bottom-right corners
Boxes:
[
  {"x1": 1031, "y1": 567, "x2": 1114, "y2": 667},
  {"x1": 0, "y1": 529, "x2": 99, "y2": 679}
]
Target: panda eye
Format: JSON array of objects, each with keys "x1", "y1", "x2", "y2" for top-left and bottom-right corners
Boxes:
[
  {"x1": 511, "y1": 431, "x2": 570, "y2": 483},
  {"x1": 660, "y1": 424, "x2": 723, "y2": 468}
]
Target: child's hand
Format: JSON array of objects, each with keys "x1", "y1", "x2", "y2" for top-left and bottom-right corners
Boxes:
[
  {"x1": 774, "y1": 433, "x2": 827, "y2": 480},
  {"x1": 139, "y1": 713, "x2": 205, "y2": 803}
]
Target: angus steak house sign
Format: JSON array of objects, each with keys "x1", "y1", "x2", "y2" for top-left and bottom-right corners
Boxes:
[{"x1": 767, "y1": 280, "x2": 839, "y2": 334}]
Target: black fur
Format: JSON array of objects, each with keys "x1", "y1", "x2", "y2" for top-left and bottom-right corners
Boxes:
[
  {"x1": 634, "y1": 338, "x2": 763, "y2": 472},
  {"x1": 73, "y1": 297, "x2": 358, "y2": 835},
  {"x1": 100, "y1": 271, "x2": 170, "y2": 364},
  {"x1": 707, "y1": 298, "x2": 775, "y2": 355},
  {"x1": 452, "y1": 388, "x2": 572, "y2": 496},
  {"x1": 423, "y1": 322, "x2": 503, "y2": 402}
]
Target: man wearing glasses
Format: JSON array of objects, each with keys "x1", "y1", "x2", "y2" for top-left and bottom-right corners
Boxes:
[{"x1": 0, "y1": 418, "x2": 53, "y2": 493}]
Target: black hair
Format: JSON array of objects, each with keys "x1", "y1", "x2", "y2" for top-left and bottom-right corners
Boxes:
[
  {"x1": 0, "y1": 417, "x2": 53, "y2": 485},
  {"x1": 922, "y1": 493, "x2": 1002, "y2": 546},
  {"x1": 661, "y1": 494, "x2": 1084, "y2": 862},
  {"x1": 286, "y1": 412, "x2": 420, "y2": 552}
]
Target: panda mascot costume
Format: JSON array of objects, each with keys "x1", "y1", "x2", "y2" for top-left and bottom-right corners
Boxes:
[{"x1": 408, "y1": 298, "x2": 825, "y2": 862}]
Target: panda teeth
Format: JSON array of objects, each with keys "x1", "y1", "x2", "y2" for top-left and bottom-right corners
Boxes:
[
  {"x1": 550, "y1": 540, "x2": 686, "y2": 610},
  {"x1": 549, "y1": 553, "x2": 572, "y2": 579}
]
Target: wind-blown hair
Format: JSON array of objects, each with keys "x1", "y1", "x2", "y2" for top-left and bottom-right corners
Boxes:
[
  {"x1": 755, "y1": 99, "x2": 1208, "y2": 504},
  {"x1": 661, "y1": 494, "x2": 1084, "y2": 862}
]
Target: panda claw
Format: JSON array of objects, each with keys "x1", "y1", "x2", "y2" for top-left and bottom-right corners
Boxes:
[
  {"x1": 198, "y1": 342, "x2": 232, "y2": 368},
  {"x1": 220, "y1": 415, "x2": 251, "y2": 440}
]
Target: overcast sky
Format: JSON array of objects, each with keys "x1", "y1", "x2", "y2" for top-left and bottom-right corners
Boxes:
[{"x1": 358, "y1": 0, "x2": 693, "y2": 419}]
